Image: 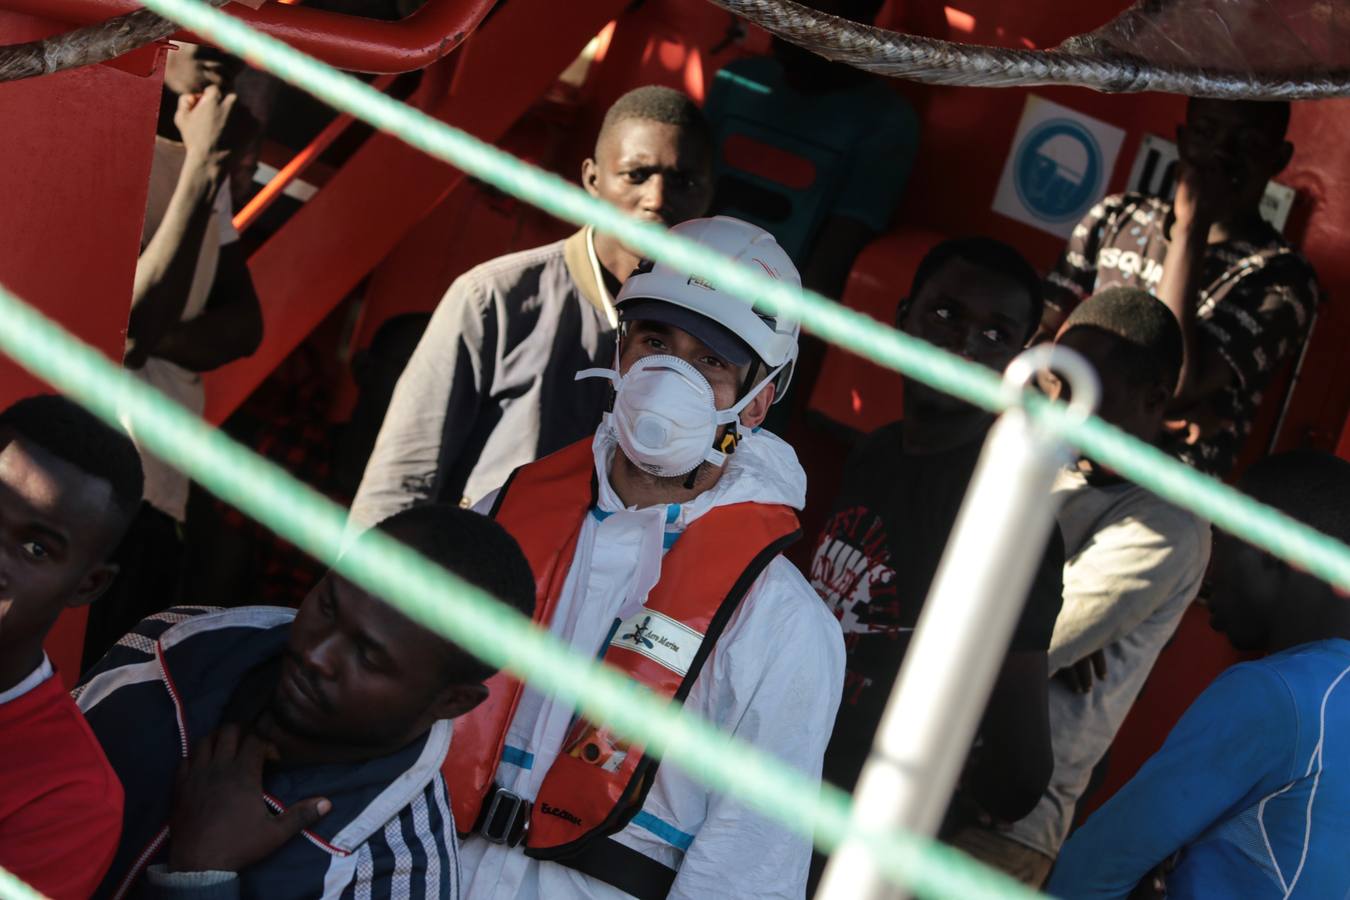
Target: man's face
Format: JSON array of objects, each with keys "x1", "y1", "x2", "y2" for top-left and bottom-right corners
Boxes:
[
  {"x1": 1048, "y1": 324, "x2": 1170, "y2": 442},
  {"x1": 584, "y1": 119, "x2": 713, "y2": 234},
  {"x1": 1178, "y1": 99, "x2": 1292, "y2": 218},
  {"x1": 619, "y1": 320, "x2": 765, "y2": 419},
  {"x1": 899, "y1": 258, "x2": 1033, "y2": 413},
  {"x1": 163, "y1": 42, "x2": 245, "y2": 96},
  {"x1": 1207, "y1": 529, "x2": 1279, "y2": 652},
  {"x1": 273, "y1": 569, "x2": 481, "y2": 749},
  {"x1": 0, "y1": 435, "x2": 120, "y2": 650}
]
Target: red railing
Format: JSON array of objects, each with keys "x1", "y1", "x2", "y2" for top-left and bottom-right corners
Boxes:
[
  {"x1": 232, "y1": 72, "x2": 399, "y2": 233},
  {"x1": 1, "y1": 0, "x2": 495, "y2": 73}
]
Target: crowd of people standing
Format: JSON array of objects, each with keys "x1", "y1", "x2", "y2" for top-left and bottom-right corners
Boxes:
[{"x1": 0, "y1": 9, "x2": 1346, "y2": 899}]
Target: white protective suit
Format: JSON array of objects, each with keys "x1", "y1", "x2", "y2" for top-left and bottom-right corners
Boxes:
[{"x1": 461, "y1": 423, "x2": 845, "y2": 899}]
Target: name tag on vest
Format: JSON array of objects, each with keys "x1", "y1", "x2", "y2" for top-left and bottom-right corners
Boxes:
[{"x1": 610, "y1": 610, "x2": 702, "y2": 676}]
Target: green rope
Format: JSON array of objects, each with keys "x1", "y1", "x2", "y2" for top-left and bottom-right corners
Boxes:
[
  {"x1": 135, "y1": 0, "x2": 1350, "y2": 595},
  {"x1": 0, "y1": 281, "x2": 1038, "y2": 900},
  {"x1": 0, "y1": 0, "x2": 1344, "y2": 897},
  {"x1": 0, "y1": 870, "x2": 46, "y2": 900}
]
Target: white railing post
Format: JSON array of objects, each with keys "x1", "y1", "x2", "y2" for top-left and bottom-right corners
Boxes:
[{"x1": 817, "y1": 345, "x2": 1099, "y2": 900}]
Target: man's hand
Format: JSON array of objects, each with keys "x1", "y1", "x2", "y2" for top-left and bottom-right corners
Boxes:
[
  {"x1": 1171, "y1": 161, "x2": 1229, "y2": 236},
  {"x1": 1163, "y1": 418, "x2": 1204, "y2": 447},
  {"x1": 168, "y1": 724, "x2": 331, "y2": 874},
  {"x1": 174, "y1": 85, "x2": 257, "y2": 182},
  {"x1": 1056, "y1": 649, "x2": 1107, "y2": 694},
  {"x1": 1165, "y1": 396, "x2": 1233, "y2": 446}
]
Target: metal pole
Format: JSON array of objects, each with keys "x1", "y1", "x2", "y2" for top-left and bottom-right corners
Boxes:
[{"x1": 817, "y1": 345, "x2": 1099, "y2": 900}]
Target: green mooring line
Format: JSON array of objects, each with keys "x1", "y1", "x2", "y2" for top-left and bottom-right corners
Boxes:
[
  {"x1": 0, "y1": 870, "x2": 47, "y2": 900},
  {"x1": 136, "y1": 0, "x2": 1350, "y2": 597},
  {"x1": 0, "y1": 0, "x2": 1343, "y2": 897},
  {"x1": 0, "y1": 287, "x2": 1033, "y2": 900}
]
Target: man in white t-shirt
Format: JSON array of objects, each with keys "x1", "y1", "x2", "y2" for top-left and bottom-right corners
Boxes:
[
  {"x1": 84, "y1": 42, "x2": 263, "y2": 667},
  {"x1": 953, "y1": 288, "x2": 1211, "y2": 886}
]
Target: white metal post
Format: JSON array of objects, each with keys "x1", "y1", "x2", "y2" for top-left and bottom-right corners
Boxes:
[{"x1": 817, "y1": 346, "x2": 1099, "y2": 900}]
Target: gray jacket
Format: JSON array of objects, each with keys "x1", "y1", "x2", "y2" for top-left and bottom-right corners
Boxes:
[
  {"x1": 351, "y1": 229, "x2": 616, "y2": 524},
  {"x1": 1006, "y1": 466, "x2": 1212, "y2": 856}
]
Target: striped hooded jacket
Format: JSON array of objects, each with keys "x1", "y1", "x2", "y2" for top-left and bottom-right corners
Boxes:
[{"x1": 75, "y1": 606, "x2": 462, "y2": 899}]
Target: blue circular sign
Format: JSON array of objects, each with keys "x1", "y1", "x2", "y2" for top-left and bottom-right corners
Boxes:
[{"x1": 1014, "y1": 118, "x2": 1104, "y2": 224}]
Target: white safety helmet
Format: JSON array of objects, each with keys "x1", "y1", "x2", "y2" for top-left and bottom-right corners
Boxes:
[{"x1": 615, "y1": 216, "x2": 801, "y2": 403}]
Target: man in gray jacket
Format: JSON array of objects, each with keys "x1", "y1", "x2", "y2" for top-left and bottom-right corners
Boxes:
[{"x1": 351, "y1": 86, "x2": 714, "y2": 522}]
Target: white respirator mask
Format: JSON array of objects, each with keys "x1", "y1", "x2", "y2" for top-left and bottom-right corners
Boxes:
[{"x1": 577, "y1": 355, "x2": 780, "y2": 479}]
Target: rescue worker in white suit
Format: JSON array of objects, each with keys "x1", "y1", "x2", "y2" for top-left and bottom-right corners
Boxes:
[{"x1": 449, "y1": 217, "x2": 846, "y2": 899}]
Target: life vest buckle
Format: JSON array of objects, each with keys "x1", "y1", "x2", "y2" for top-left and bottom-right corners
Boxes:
[{"x1": 480, "y1": 784, "x2": 530, "y2": 847}]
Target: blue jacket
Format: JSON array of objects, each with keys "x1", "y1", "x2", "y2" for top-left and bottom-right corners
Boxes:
[
  {"x1": 75, "y1": 606, "x2": 461, "y2": 899},
  {"x1": 1050, "y1": 638, "x2": 1350, "y2": 898}
]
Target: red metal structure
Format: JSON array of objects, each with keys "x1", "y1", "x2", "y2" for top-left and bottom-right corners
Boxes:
[
  {"x1": 5, "y1": 0, "x2": 1350, "y2": 821},
  {"x1": 0, "y1": 10, "x2": 164, "y2": 681},
  {"x1": 201, "y1": 0, "x2": 632, "y2": 421},
  {"x1": 232, "y1": 73, "x2": 398, "y2": 234}
]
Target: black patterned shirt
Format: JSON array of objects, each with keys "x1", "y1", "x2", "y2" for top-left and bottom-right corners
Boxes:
[{"x1": 1045, "y1": 193, "x2": 1320, "y2": 477}]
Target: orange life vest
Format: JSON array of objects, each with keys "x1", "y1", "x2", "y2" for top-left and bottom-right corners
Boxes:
[{"x1": 444, "y1": 437, "x2": 800, "y2": 881}]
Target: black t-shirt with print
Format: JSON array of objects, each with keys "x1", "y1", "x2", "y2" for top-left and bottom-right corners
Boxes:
[
  {"x1": 1045, "y1": 192, "x2": 1320, "y2": 477},
  {"x1": 808, "y1": 421, "x2": 1066, "y2": 793}
]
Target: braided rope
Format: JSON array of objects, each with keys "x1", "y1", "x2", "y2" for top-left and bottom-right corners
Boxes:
[
  {"x1": 0, "y1": 0, "x2": 229, "y2": 84},
  {"x1": 706, "y1": 0, "x2": 1350, "y2": 100},
  {"x1": 2, "y1": 2, "x2": 1350, "y2": 899}
]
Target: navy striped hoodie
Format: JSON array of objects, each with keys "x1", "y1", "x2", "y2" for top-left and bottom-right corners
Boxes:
[{"x1": 75, "y1": 606, "x2": 461, "y2": 899}]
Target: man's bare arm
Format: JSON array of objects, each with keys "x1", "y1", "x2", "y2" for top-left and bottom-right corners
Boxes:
[
  {"x1": 126, "y1": 87, "x2": 254, "y2": 370},
  {"x1": 1157, "y1": 164, "x2": 1233, "y2": 407}
]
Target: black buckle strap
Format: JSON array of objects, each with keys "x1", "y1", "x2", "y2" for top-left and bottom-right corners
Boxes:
[
  {"x1": 477, "y1": 786, "x2": 676, "y2": 898},
  {"x1": 556, "y1": 836, "x2": 677, "y2": 900},
  {"x1": 479, "y1": 784, "x2": 530, "y2": 847}
]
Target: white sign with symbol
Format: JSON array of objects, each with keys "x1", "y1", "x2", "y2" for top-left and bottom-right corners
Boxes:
[{"x1": 992, "y1": 95, "x2": 1126, "y2": 238}]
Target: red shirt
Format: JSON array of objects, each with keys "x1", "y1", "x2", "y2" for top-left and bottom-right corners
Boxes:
[{"x1": 0, "y1": 672, "x2": 123, "y2": 899}]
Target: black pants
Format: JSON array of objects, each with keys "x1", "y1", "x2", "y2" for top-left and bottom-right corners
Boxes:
[{"x1": 81, "y1": 502, "x2": 185, "y2": 673}]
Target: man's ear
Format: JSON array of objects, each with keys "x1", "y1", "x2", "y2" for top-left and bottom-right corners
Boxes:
[
  {"x1": 738, "y1": 381, "x2": 776, "y2": 430},
  {"x1": 581, "y1": 157, "x2": 600, "y2": 198},
  {"x1": 433, "y1": 682, "x2": 489, "y2": 720},
  {"x1": 895, "y1": 297, "x2": 911, "y2": 329},
  {"x1": 68, "y1": 563, "x2": 119, "y2": 610}
]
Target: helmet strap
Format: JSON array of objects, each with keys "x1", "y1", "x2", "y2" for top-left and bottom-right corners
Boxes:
[
  {"x1": 682, "y1": 465, "x2": 701, "y2": 491},
  {"x1": 705, "y1": 361, "x2": 785, "y2": 466},
  {"x1": 718, "y1": 362, "x2": 785, "y2": 427},
  {"x1": 683, "y1": 424, "x2": 742, "y2": 491},
  {"x1": 737, "y1": 359, "x2": 761, "y2": 402}
]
